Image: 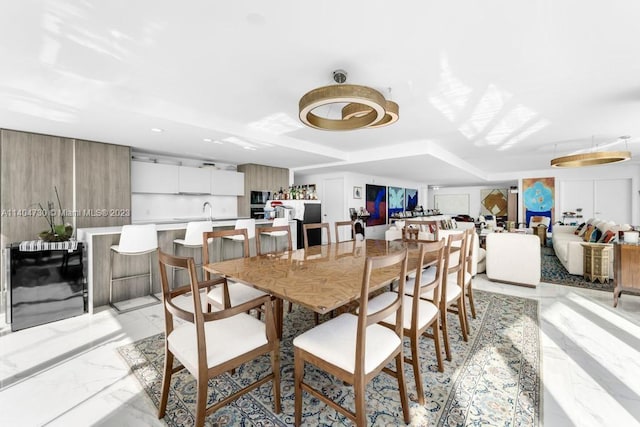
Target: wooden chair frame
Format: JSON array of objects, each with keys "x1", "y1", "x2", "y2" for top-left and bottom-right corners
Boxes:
[
  {"x1": 303, "y1": 222, "x2": 331, "y2": 249},
  {"x1": 157, "y1": 251, "x2": 281, "y2": 426},
  {"x1": 255, "y1": 224, "x2": 293, "y2": 255},
  {"x1": 383, "y1": 239, "x2": 447, "y2": 404},
  {"x1": 202, "y1": 228, "x2": 268, "y2": 319},
  {"x1": 463, "y1": 229, "x2": 477, "y2": 322},
  {"x1": 334, "y1": 220, "x2": 356, "y2": 242},
  {"x1": 436, "y1": 231, "x2": 469, "y2": 360},
  {"x1": 294, "y1": 249, "x2": 411, "y2": 426}
]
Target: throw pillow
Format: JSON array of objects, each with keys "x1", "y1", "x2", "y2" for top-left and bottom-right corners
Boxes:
[
  {"x1": 602, "y1": 230, "x2": 617, "y2": 243},
  {"x1": 574, "y1": 222, "x2": 586, "y2": 235},
  {"x1": 590, "y1": 228, "x2": 602, "y2": 243},
  {"x1": 582, "y1": 225, "x2": 594, "y2": 241},
  {"x1": 578, "y1": 224, "x2": 590, "y2": 238}
]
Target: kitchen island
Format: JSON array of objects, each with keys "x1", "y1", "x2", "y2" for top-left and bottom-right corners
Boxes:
[{"x1": 77, "y1": 218, "x2": 295, "y2": 313}]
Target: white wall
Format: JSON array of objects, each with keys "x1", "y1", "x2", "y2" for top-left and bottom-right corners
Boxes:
[
  {"x1": 295, "y1": 171, "x2": 425, "y2": 239},
  {"x1": 428, "y1": 163, "x2": 640, "y2": 225}
]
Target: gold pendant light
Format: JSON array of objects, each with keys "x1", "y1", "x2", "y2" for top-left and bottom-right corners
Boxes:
[
  {"x1": 550, "y1": 150, "x2": 631, "y2": 167},
  {"x1": 298, "y1": 70, "x2": 399, "y2": 130},
  {"x1": 550, "y1": 136, "x2": 632, "y2": 167}
]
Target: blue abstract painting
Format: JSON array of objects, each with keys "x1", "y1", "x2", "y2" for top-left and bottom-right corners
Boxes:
[
  {"x1": 405, "y1": 188, "x2": 418, "y2": 211},
  {"x1": 388, "y1": 187, "x2": 405, "y2": 218},
  {"x1": 365, "y1": 184, "x2": 387, "y2": 226}
]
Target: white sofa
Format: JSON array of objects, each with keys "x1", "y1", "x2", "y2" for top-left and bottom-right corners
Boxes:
[
  {"x1": 486, "y1": 232, "x2": 540, "y2": 287},
  {"x1": 551, "y1": 222, "x2": 618, "y2": 277}
]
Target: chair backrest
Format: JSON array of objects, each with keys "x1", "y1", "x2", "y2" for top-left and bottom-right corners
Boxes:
[
  {"x1": 234, "y1": 218, "x2": 256, "y2": 239},
  {"x1": 402, "y1": 219, "x2": 438, "y2": 241},
  {"x1": 355, "y1": 249, "x2": 408, "y2": 374},
  {"x1": 158, "y1": 251, "x2": 200, "y2": 335},
  {"x1": 303, "y1": 222, "x2": 331, "y2": 249},
  {"x1": 443, "y1": 230, "x2": 468, "y2": 291},
  {"x1": 464, "y1": 228, "x2": 475, "y2": 279},
  {"x1": 335, "y1": 220, "x2": 356, "y2": 243},
  {"x1": 412, "y1": 239, "x2": 447, "y2": 309},
  {"x1": 202, "y1": 229, "x2": 250, "y2": 280},
  {"x1": 256, "y1": 224, "x2": 293, "y2": 255},
  {"x1": 529, "y1": 215, "x2": 551, "y2": 229},
  {"x1": 118, "y1": 224, "x2": 158, "y2": 253},
  {"x1": 183, "y1": 220, "x2": 214, "y2": 245}
]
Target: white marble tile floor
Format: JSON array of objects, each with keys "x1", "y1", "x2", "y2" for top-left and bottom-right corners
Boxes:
[{"x1": 1, "y1": 276, "x2": 639, "y2": 426}]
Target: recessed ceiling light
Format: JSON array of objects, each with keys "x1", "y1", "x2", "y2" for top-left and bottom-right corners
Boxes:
[
  {"x1": 151, "y1": 128, "x2": 164, "y2": 133},
  {"x1": 203, "y1": 138, "x2": 212, "y2": 142},
  {"x1": 244, "y1": 146, "x2": 256, "y2": 151}
]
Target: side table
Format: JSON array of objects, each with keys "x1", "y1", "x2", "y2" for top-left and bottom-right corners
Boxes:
[
  {"x1": 534, "y1": 225, "x2": 547, "y2": 247},
  {"x1": 613, "y1": 242, "x2": 640, "y2": 307},
  {"x1": 580, "y1": 243, "x2": 611, "y2": 284}
]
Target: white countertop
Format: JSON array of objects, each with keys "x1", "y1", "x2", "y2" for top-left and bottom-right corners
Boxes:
[{"x1": 77, "y1": 218, "x2": 278, "y2": 237}]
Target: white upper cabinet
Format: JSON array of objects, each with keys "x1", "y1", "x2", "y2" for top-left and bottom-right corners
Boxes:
[
  {"x1": 131, "y1": 161, "x2": 179, "y2": 194},
  {"x1": 178, "y1": 166, "x2": 211, "y2": 194},
  {"x1": 211, "y1": 170, "x2": 244, "y2": 195}
]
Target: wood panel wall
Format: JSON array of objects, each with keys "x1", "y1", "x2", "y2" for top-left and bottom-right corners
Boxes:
[
  {"x1": 75, "y1": 139, "x2": 131, "y2": 228},
  {"x1": 236, "y1": 163, "x2": 289, "y2": 217},
  {"x1": 0, "y1": 129, "x2": 75, "y2": 246}
]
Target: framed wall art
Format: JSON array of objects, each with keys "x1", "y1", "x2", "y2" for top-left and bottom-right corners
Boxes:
[{"x1": 365, "y1": 184, "x2": 387, "y2": 226}]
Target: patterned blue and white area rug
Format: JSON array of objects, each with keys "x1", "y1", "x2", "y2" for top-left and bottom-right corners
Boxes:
[
  {"x1": 541, "y1": 246, "x2": 614, "y2": 292},
  {"x1": 118, "y1": 290, "x2": 540, "y2": 426}
]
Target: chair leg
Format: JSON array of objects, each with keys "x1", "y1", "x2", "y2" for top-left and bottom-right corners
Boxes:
[
  {"x1": 431, "y1": 319, "x2": 444, "y2": 372},
  {"x1": 109, "y1": 250, "x2": 115, "y2": 305},
  {"x1": 294, "y1": 349, "x2": 304, "y2": 426},
  {"x1": 354, "y1": 375, "x2": 367, "y2": 426},
  {"x1": 468, "y1": 284, "x2": 477, "y2": 319},
  {"x1": 458, "y1": 298, "x2": 468, "y2": 341},
  {"x1": 396, "y1": 352, "x2": 411, "y2": 424},
  {"x1": 410, "y1": 334, "x2": 425, "y2": 405},
  {"x1": 441, "y1": 308, "x2": 452, "y2": 361},
  {"x1": 271, "y1": 347, "x2": 282, "y2": 413},
  {"x1": 148, "y1": 252, "x2": 154, "y2": 296},
  {"x1": 195, "y1": 373, "x2": 208, "y2": 427},
  {"x1": 158, "y1": 349, "x2": 174, "y2": 418}
]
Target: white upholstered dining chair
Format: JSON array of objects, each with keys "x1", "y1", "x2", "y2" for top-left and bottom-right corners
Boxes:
[
  {"x1": 157, "y1": 251, "x2": 281, "y2": 427},
  {"x1": 293, "y1": 249, "x2": 411, "y2": 426},
  {"x1": 365, "y1": 239, "x2": 447, "y2": 404}
]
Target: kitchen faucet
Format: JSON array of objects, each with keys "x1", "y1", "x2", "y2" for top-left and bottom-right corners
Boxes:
[{"x1": 202, "y1": 201, "x2": 213, "y2": 221}]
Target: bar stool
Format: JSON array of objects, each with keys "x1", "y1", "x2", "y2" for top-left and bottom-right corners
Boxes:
[
  {"x1": 223, "y1": 218, "x2": 256, "y2": 256},
  {"x1": 109, "y1": 224, "x2": 159, "y2": 313},
  {"x1": 257, "y1": 217, "x2": 290, "y2": 253},
  {"x1": 173, "y1": 220, "x2": 213, "y2": 283}
]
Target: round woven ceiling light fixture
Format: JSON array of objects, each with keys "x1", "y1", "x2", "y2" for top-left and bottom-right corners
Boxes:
[
  {"x1": 550, "y1": 150, "x2": 631, "y2": 167},
  {"x1": 341, "y1": 100, "x2": 399, "y2": 128},
  {"x1": 299, "y1": 84, "x2": 387, "y2": 130}
]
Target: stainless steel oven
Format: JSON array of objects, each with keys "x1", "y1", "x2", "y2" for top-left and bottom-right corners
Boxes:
[{"x1": 250, "y1": 191, "x2": 270, "y2": 205}]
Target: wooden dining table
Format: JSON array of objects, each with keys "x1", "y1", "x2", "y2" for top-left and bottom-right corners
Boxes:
[{"x1": 203, "y1": 239, "x2": 447, "y2": 336}]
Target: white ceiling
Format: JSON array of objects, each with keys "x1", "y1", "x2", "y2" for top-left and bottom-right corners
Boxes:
[{"x1": 2, "y1": 1, "x2": 640, "y2": 186}]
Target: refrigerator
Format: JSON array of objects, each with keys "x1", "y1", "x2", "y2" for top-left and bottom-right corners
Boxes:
[
  {"x1": 6, "y1": 243, "x2": 86, "y2": 331},
  {"x1": 296, "y1": 202, "x2": 322, "y2": 249}
]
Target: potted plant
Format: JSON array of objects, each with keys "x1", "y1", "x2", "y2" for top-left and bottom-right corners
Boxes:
[{"x1": 37, "y1": 187, "x2": 73, "y2": 242}]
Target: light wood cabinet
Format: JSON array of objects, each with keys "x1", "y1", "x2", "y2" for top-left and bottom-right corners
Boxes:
[
  {"x1": 237, "y1": 163, "x2": 289, "y2": 217},
  {"x1": 75, "y1": 140, "x2": 131, "y2": 228},
  {"x1": 178, "y1": 166, "x2": 210, "y2": 194},
  {"x1": 614, "y1": 243, "x2": 640, "y2": 307},
  {"x1": 131, "y1": 161, "x2": 179, "y2": 194},
  {"x1": 211, "y1": 170, "x2": 244, "y2": 195}
]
